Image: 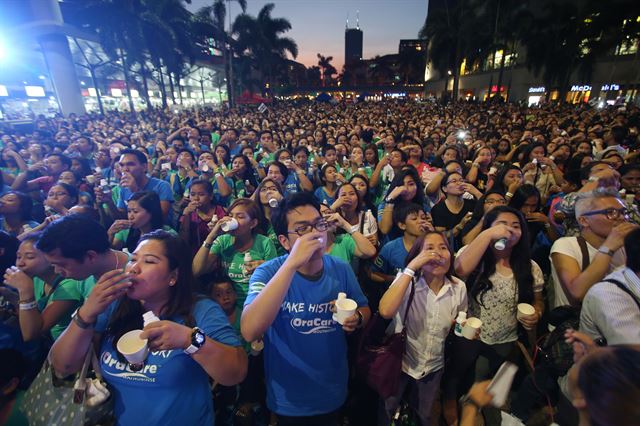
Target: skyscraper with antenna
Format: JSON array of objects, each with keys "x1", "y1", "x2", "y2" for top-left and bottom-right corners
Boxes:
[{"x1": 345, "y1": 11, "x2": 363, "y2": 66}]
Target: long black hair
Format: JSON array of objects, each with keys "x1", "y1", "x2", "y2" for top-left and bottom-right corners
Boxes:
[
  {"x1": 385, "y1": 168, "x2": 426, "y2": 208},
  {"x1": 468, "y1": 205, "x2": 534, "y2": 307},
  {"x1": 124, "y1": 191, "x2": 164, "y2": 253}
]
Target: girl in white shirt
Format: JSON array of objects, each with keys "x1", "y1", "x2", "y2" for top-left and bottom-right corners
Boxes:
[{"x1": 379, "y1": 232, "x2": 467, "y2": 426}]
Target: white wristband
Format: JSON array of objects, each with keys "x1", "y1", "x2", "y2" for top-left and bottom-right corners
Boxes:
[
  {"x1": 402, "y1": 267, "x2": 416, "y2": 277},
  {"x1": 19, "y1": 301, "x2": 38, "y2": 311}
]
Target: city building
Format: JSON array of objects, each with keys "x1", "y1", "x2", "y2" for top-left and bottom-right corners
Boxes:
[
  {"x1": 345, "y1": 21, "x2": 363, "y2": 66},
  {"x1": 0, "y1": 0, "x2": 225, "y2": 121}
]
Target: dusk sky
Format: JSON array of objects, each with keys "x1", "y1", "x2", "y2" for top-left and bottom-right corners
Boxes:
[{"x1": 187, "y1": 0, "x2": 428, "y2": 71}]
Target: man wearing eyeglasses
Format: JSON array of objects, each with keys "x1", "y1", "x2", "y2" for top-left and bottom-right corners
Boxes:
[
  {"x1": 241, "y1": 192, "x2": 370, "y2": 425},
  {"x1": 550, "y1": 189, "x2": 640, "y2": 309}
]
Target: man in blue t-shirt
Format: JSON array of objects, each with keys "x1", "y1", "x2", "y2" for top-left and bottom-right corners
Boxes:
[
  {"x1": 242, "y1": 193, "x2": 371, "y2": 425},
  {"x1": 99, "y1": 149, "x2": 174, "y2": 223}
]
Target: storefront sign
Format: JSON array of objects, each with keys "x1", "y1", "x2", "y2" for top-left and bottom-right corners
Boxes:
[
  {"x1": 528, "y1": 86, "x2": 545, "y2": 93},
  {"x1": 601, "y1": 83, "x2": 620, "y2": 91},
  {"x1": 570, "y1": 85, "x2": 592, "y2": 92}
]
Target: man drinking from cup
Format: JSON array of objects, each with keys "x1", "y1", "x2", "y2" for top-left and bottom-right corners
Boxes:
[{"x1": 241, "y1": 193, "x2": 371, "y2": 425}]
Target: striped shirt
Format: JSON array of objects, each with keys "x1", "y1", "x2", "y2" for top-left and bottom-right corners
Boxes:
[{"x1": 580, "y1": 267, "x2": 640, "y2": 345}]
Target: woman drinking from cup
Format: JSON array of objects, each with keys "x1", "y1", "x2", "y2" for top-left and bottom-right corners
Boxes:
[
  {"x1": 45, "y1": 183, "x2": 78, "y2": 217},
  {"x1": 49, "y1": 230, "x2": 248, "y2": 425},
  {"x1": 4, "y1": 234, "x2": 83, "y2": 342},
  {"x1": 378, "y1": 169, "x2": 428, "y2": 238},
  {"x1": 333, "y1": 182, "x2": 378, "y2": 247},
  {"x1": 453, "y1": 206, "x2": 544, "y2": 381},
  {"x1": 314, "y1": 164, "x2": 340, "y2": 205},
  {"x1": 252, "y1": 178, "x2": 286, "y2": 256},
  {"x1": 378, "y1": 232, "x2": 467, "y2": 426},
  {"x1": 108, "y1": 192, "x2": 175, "y2": 252},
  {"x1": 0, "y1": 191, "x2": 38, "y2": 237},
  {"x1": 193, "y1": 199, "x2": 277, "y2": 307},
  {"x1": 319, "y1": 203, "x2": 376, "y2": 264}
]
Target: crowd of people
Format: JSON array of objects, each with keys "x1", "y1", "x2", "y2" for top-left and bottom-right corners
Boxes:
[{"x1": 0, "y1": 98, "x2": 639, "y2": 426}]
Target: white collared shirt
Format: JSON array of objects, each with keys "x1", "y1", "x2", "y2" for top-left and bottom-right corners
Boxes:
[{"x1": 387, "y1": 274, "x2": 468, "y2": 380}]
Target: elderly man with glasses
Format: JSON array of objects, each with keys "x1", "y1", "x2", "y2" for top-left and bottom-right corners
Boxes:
[
  {"x1": 549, "y1": 188, "x2": 640, "y2": 309},
  {"x1": 241, "y1": 192, "x2": 370, "y2": 426}
]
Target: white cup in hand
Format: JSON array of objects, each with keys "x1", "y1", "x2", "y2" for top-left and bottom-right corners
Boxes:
[
  {"x1": 462, "y1": 317, "x2": 482, "y2": 340},
  {"x1": 334, "y1": 297, "x2": 357, "y2": 325},
  {"x1": 117, "y1": 330, "x2": 149, "y2": 367},
  {"x1": 517, "y1": 303, "x2": 536, "y2": 329}
]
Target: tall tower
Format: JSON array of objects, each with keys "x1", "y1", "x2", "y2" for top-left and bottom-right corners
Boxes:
[{"x1": 344, "y1": 11, "x2": 363, "y2": 66}]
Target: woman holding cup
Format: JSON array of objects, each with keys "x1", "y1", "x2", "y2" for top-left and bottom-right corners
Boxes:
[
  {"x1": 378, "y1": 231, "x2": 467, "y2": 426},
  {"x1": 49, "y1": 230, "x2": 247, "y2": 425},
  {"x1": 452, "y1": 206, "x2": 544, "y2": 395},
  {"x1": 178, "y1": 179, "x2": 226, "y2": 257},
  {"x1": 193, "y1": 198, "x2": 277, "y2": 307}
]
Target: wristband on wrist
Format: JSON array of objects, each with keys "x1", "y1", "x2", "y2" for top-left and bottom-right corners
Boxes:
[
  {"x1": 505, "y1": 191, "x2": 514, "y2": 199},
  {"x1": 19, "y1": 301, "x2": 38, "y2": 311},
  {"x1": 402, "y1": 267, "x2": 416, "y2": 278},
  {"x1": 19, "y1": 297, "x2": 35, "y2": 304},
  {"x1": 202, "y1": 241, "x2": 213, "y2": 249}
]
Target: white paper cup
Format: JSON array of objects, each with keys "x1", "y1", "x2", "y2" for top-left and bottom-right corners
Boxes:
[
  {"x1": 462, "y1": 317, "x2": 482, "y2": 340},
  {"x1": 335, "y1": 298, "x2": 357, "y2": 325},
  {"x1": 86, "y1": 175, "x2": 95, "y2": 184},
  {"x1": 517, "y1": 303, "x2": 536, "y2": 321},
  {"x1": 116, "y1": 330, "x2": 149, "y2": 365},
  {"x1": 221, "y1": 218, "x2": 239, "y2": 232}
]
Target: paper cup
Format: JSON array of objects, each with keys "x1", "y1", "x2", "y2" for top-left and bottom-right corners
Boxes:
[
  {"x1": 116, "y1": 330, "x2": 148, "y2": 365},
  {"x1": 517, "y1": 303, "x2": 536, "y2": 321},
  {"x1": 86, "y1": 175, "x2": 95, "y2": 184},
  {"x1": 462, "y1": 317, "x2": 482, "y2": 340},
  {"x1": 335, "y1": 298, "x2": 357, "y2": 325},
  {"x1": 221, "y1": 218, "x2": 239, "y2": 232}
]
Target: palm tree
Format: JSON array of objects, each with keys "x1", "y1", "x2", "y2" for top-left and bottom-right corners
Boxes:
[
  {"x1": 306, "y1": 66, "x2": 322, "y2": 86},
  {"x1": 316, "y1": 54, "x2": 337, "y2": 87},
  {"x1": 233, "y1": 3, "x2": 299, "y2": 94},
  {"x1": 194, "y1": 0, "x2": 247, "y2": 108}
]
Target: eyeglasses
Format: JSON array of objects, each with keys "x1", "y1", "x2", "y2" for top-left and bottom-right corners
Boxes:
[
  {"x1": 447, "y1": 179, "x2": 466, "y2": 185},
  {"x1": 582, "y1": 207, "x2": 630, "y2": 220},
  {"x1": 287, "y1": 219, "x2": 329, "y2": 236}
]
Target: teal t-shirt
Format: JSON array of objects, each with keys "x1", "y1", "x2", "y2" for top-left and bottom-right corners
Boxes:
[
  {"x1": 33, "y1": 276, "x2": 83, "y2": 340},
  {"x1": 210, "y1": 233, "x2": 277, "y2": 306},
  {"x1": 328, "y1": 234, "x2": 356, "y2": 264}
]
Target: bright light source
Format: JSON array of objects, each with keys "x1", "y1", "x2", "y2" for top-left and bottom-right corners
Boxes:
[
  {"x1": 0, "y1": 85, "x2": 8, "y2": 96},
  {"x1": 597, "y1": 101, "x2": 604, "y2": 109},
  {"x1": 130, "y1": 89, "x2": 139, "y2": 98},
  {"x1": 457, "y1": 130, "x2": 467, "y2": 139},
  {"x1": 38, "y1": 75, "x2": 46, "y2": 80},
  {"x1": 80, "y1": 81, "x2": 86, "y2": 86},
  {"x1": 25, "y1": 86, "x2": 45, "y2": 97},
  {"x1": 88, "y1": 88, "x2": 97, "y2": 96},
  {"x1": 111, "y1": 88, "x2": 122, "y2": 97}
]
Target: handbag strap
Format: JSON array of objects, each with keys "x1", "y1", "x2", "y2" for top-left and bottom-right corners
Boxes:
[
  {"x1": 399, "y1": 277, "x2": 416, "y2": 328},
  {"x1": 78, "y1": 345, "x2": 94, "y2": 383}
]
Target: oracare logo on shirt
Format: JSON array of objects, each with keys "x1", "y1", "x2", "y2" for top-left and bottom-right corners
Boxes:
[
  {"x1": 281, "y1": 301, "x2": 337, "y2": 335},
  {"x1": 101, "y1": 350, "x2": 167, "y2": 382}
]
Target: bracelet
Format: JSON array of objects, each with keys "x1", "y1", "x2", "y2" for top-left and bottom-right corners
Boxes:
[
  {"x1": 72, "y1": 308, "x2": 95, "y2": 329},
  {"x1": 19, "y1": 301, "x2": 38, "y2": 311},
  {"x1": 402, "y1": 267, "x2": 416, "y2": 277},
  {"x1": 202, "y1": 241, "x2": 213, "y2": 249},
  {"x1": 505, "y1": 192, "x2": 514, "y2": 199},
  {"x1": 461, "y1": 394, "x2": 482, "y2": 411}
]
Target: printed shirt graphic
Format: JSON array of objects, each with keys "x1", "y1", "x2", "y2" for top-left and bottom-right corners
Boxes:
[
  {"x1": 245, "y1": 255, "x2": 368, "y2": 416},
  {"x1": 95, "y1": 298, "x2": 241, "y2": 425},
  {"x1": 210, "y1": 233, "x2": 277, "y2": 307}
]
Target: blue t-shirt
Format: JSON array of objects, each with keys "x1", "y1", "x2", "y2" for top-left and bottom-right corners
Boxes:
[
  {"x1": 117, "y1": 176, "x2": 175, "y2": 223},
  {"x1": 95, "y1": 298, "x2": 241, "y2": 425},
  {"x1": 372, "y1": 237, "x2": 408, "y2": 276},
  {"x1": 283, "y1": 173, "x2": 300, "y2": 195},
  {"x1": 245, "y1": 255, "x2": 368, "y2": 416},
  {"x1": 313, "y1": 187, "x2": 336, "y2": 206}
]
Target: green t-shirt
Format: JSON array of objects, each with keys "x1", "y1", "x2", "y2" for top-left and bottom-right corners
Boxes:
[
  {"x1": 33, "y1": 276, "x2": 83, "y2": 340},
  {"x1": 266, "y1": 223, "x2": 286, "y2": 257},
  {"x1": 77, "y1": 276, "x2": 96, "y2": 302},
  {"x1": 210, "y1": 233, "x2": 277, "y2": 306},
  {"x1": 255, "y1": 151, "x2": 275, "y2": 168},
  {"x1": 328, "y1": 234, "x2": 356, "y2": 264}
]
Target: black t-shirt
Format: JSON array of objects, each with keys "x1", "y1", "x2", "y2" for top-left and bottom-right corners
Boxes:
[{"x1": 431, "y1": 198, "x2": 477, "y2": 230}]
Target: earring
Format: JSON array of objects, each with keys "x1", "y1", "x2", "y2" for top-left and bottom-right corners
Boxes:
[{"x1": 169, "y1": 279, "x2": 176, "y2": 286}]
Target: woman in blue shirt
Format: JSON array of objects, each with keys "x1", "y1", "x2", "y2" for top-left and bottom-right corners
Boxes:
[{"x1": 49, "y1": 231, "x2": 247, "y2": 425}]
